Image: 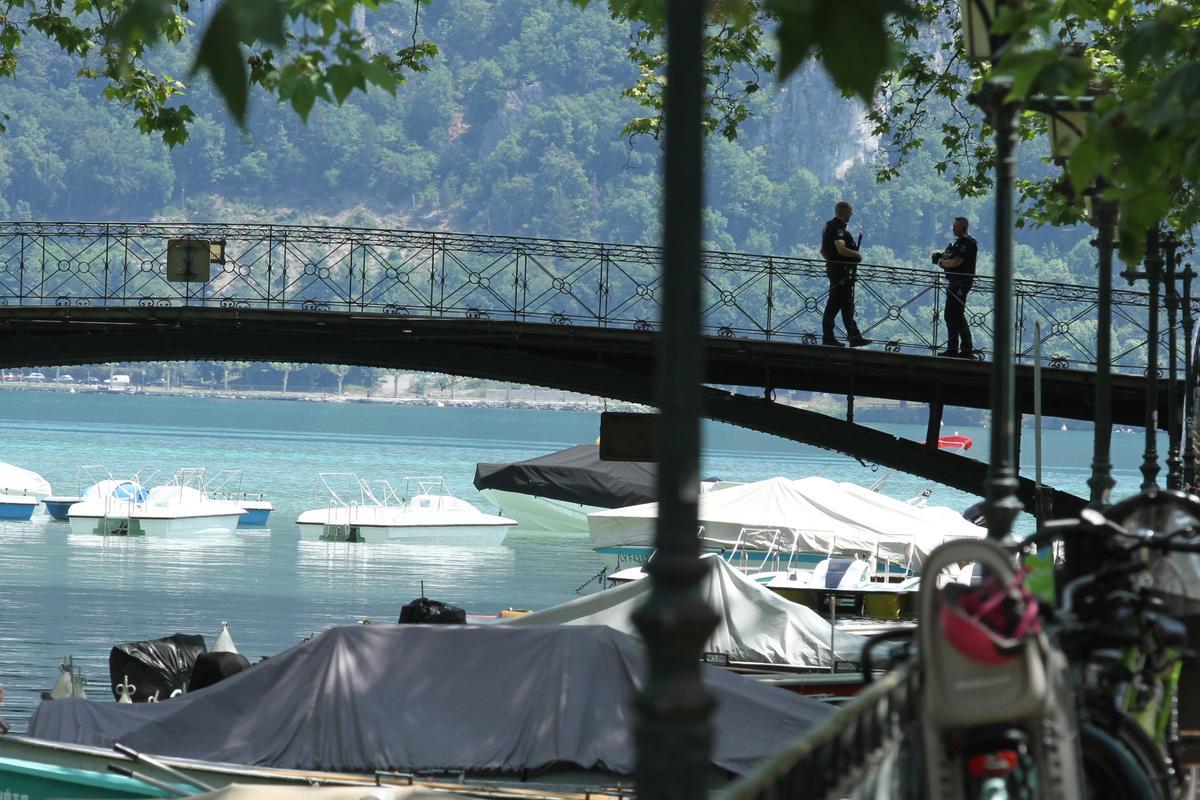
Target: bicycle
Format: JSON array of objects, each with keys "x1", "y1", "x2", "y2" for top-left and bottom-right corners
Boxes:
[
  {"x1": 877, "y1": 487, "x2": 1200, "y2": 799},
  {"x1": 1039, "y1": 490, "x2": 1200, "y2": 799}
]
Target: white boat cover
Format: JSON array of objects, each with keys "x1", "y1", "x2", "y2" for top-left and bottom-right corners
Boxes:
[
  {"x1": 26, "y1": 624, "x2": 833, "y2": 777},
  {"x1": 505, "y1": 556, "x2": 865, "y2": 667},
  {"x1": 0, "y1": 461, "x2": 51, "y2": 498},
  {"x1": 588, "y1": 476, "x2": 985, "y2": 570}
]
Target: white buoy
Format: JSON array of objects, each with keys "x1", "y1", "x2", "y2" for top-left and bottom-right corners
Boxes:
[
  {"x1": 48, "y1": 657, "x2": 73, "y2": 700},
  {"x1": 212, "y1": 620, "x2": 239, "y2": 655},
  {"x1": 116, "y1": 675, "x2": 135, "y2": 703}
]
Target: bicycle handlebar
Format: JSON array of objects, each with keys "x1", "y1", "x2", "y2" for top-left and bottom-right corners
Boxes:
[{"x1": 1061, "y1": 560, "x2": 1149, "y2": 614}]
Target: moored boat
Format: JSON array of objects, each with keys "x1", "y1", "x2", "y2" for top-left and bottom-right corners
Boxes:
[
  {"x1": 203, "y1": 469, "x2": 273, "y2": 527},
  {"x1": 68, "y1": 469, "x2": 243, "y2": 537},
  {"x1": 0, "y1": 461, "x2": 52, "y2": 521},
  {"x1": 297, "y1": 474, "x2": 515, "y2": 545},
  {"x1": 588, "y1": 475, "x2": 985, "y2": 573},
  {"x1": 18, "y1": 624, "x2": 834, "y2": 790},
  {"x1": 0, "y1": 753, "x2": 189, "y2": 798},
  {"x1": 473, "y1": 443, "x2": 656, "y2": 534}
]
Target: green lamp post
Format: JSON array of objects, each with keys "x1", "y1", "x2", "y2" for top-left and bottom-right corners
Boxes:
[{"x1": 960, "y1": 0, "x2": 1024, "y2": 542}]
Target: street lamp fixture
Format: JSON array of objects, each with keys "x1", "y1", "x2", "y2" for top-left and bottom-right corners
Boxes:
[
  {"x1": 1048, "y1": 108, "x2": 1088, "y2": 163},
  {"x1": 959, "y1": 0, "x2": 1000, "y2": 62}
]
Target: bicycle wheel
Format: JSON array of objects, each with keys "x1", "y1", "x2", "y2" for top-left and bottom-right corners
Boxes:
[
  {"x1": 1088, "y1": 706, "x2": 1178, "y2": 799},
  {"x1": 1081, "y1": 722, "x2": 1163, "y2": 800}
]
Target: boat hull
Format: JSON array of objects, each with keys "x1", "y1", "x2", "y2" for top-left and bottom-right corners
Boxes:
[
  {"x1": 236, "y1": 500, "x2": 273, "y2": 526},
  {"x1": 42, "y1": 497, "x2": 79, "y2": 521},
  {"x1": 297, "y1": 521, "x2": 510, "y2": 545},
  {"x1": 479, "y1": 489, "x2": 596, "y2": 534},
  {"x1": 0, "y1": 753, "x2": 179, "y2": 798},
  {"x1": 132, "y1": 513, "x2": 242, "y2": 536},
  {"x1": 0, "y1": 496, "x2": 38, "y2": 521},
  {"x1": 68, "y1": 513, "x2": 241, "y2": 536}
]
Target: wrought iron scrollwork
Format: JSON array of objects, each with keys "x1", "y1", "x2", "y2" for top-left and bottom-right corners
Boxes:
[
  {"x1": 1049, "y1": 355, "x2": 1070, "y2": 369},
  {"x1": 55, "y1": 297, "x2": 71, "y2": 307},
  {"x1": 466, "y1": 308, "x2": 490, "y2": 320},
  {"x1": 718, "y1": 325, "x2": 734, "y2": 338},
  {"x1": 551, "y1": 313, "x2": 570, "y2": 326},
  {"x1": 885, "y1": 339, "x2": 902, "y2": 353},
  {"x1": 301, "y1": 299, "x2": 331, "y2": 312},
  {"x1": 801, "y1": 332, "x2": 818, "y2": 345},
  {"x1": 634, "y1": 319, "x2": 653, "y2": 331},
  {"x1": 383, "y1": 304, "x2": 409, "y2": 316}
]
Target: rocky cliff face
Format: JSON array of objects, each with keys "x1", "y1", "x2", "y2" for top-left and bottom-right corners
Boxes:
[{"x1": 759, "y1": 64, "x2": 879, "y2": 184}]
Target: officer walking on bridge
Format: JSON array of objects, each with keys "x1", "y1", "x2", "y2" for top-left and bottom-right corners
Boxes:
[{"x1": 821, "y1": 201, "x2": 871, "y2": 348}]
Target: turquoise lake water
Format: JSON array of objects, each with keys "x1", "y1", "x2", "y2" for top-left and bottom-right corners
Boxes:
[{"x1": 0, "y1": 390, "x2": 1164, "y2": 728}]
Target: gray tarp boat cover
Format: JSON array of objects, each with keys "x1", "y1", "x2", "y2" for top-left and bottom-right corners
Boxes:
[
  {"x1": 473, "y1": 444, "x2": 655, "y2": 509},
  {"x1": 27, "y1": 625, "x2": 832, "y2": 777},
  {"x1": 505, "y1": 556, "x2": 867, "y2": 667}
]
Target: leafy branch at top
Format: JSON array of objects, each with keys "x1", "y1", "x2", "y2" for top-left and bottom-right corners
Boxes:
[{"x1": 0, "y1": 0, "x2": 439, "y2": 146}]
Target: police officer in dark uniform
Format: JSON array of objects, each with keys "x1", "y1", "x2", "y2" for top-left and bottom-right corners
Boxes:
[
  {"x1": 820, "y1": 201, "x2": 871, "y2": 348},
  {"x1": 935, "y1": 216, "x2": 978, "y2": 358}
]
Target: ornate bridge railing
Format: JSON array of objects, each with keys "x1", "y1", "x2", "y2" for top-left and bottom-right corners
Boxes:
[
  {"x1": 721, "y1": 664, "x2": 920, "y2": 800},
  {"x1": 0, "y1": 221, "x2": 1173, "y2": 374}
]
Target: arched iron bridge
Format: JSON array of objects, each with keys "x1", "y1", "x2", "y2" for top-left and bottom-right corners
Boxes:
[{"x1": 0, "y1": 221, "x2": 1183, "y2": 514}]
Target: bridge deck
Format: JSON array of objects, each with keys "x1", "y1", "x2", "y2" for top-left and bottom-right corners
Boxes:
[{"x1": 0, "y1": 306, "x2": 1167, "y2": 428}]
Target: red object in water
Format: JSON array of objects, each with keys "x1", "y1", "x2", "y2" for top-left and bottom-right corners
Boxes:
[{"x1": 920, "y1": 434, "x2": 973, "y2": 451}]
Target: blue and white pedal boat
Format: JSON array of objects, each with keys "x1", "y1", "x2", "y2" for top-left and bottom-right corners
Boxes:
[
  {"x1": 204, "y1": 468, "x2": 273, "y2": 526},
  {"x1": 0, "y1": 461, "x2": 52, "y2": 521}
]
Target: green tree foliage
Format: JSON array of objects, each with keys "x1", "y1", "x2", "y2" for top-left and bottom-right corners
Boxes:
[{"x1": 0, "y1": 0, "x2": 1104, "y2": 285}]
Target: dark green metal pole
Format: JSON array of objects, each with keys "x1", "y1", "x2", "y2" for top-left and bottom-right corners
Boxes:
[
  {"x1": 632, "y1": 1, "x2": 717, "y2": 797},
  {"x1": 1166, "y1": 238, "x2": 1183, "y2": 489},
  {"x1": 1141, "y1": 228, "x2": 1163, "y2": 491},
  {"x1": 1183, "y1": 264, "x2": 1196, "y2": 487},
  {"x1": 983, "y1": 88, "x2": 1024, "y2": 541},
  {"x1": 1086, "y1": 193, "x2": 1117, "y2": 509}
]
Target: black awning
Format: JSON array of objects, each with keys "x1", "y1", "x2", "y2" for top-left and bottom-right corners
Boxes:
[{"x1": 473, "y1": 444, "x2": 656, "y2": 509}]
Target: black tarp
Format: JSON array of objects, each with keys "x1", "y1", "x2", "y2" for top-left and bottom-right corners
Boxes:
[
  {"x1": 398, "y1": 598, "x2": 466, "y2": 624},
  {"x1": 109, "y1": 634, "x2": 207, "y2": 703},
  {"x1": 29, "y1": 625, "x2": 834, "y2": 777},
  {"x1": 473, "y1": 444, "x2": 655, "y2": 509},
  {"x1": 188, "y1": 652, "x2": 251, "y2": 693}
]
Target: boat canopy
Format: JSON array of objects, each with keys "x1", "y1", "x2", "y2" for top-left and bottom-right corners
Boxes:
[
  {"x1": 588, "y1": 476, "x2": 985, "y2": 570},
  {"x1": 473, "y1": 444, "x2": 655, "y2": 509},
  {"x1": 505, "y1": 556, "x2": 866, "y2": 667},
  {"x1": 0, "y1": 461, "x2": 51, "y2": 498},
  {"x1": 27, "y1": 624, "x2": 832, "y2": 777}
]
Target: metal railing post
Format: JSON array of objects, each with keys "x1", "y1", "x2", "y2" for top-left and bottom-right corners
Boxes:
[
  {"x1": 980, "y1": 86, "x2": 1024, "y2": 542},
  {"x1": 631, "y1": 2, "x2": 718, "y2": 797},
  {"x1": 1166, "y1": 237, "x2": 1183, "y2": 489},
  {"x1": 1087, "y1": 190, "x2": 1117, "y2": 509},
  {"x1": 1184, "y1": 263, "x2": 1196, "y2": 487}
]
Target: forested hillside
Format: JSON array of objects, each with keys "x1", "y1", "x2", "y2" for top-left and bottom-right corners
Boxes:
[{"x1": 0, "y1": 0, "x2": 1098, "y2": 284}]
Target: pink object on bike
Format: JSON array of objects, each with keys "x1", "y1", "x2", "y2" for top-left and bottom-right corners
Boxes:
[{"x1": 940, "y1": 566, "x2": 1041, "y2": 665}]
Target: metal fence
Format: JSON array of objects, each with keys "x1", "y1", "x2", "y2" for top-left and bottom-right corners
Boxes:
[
  {"x1": 0, "y1": 221, "x2": 1173, "y2": 374},
  {"x1": 721, "y1": 664, "x2": 920, "y2": 800}
]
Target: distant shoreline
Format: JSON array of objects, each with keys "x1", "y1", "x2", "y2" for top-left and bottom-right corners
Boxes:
[
  {"x1": 0, "y1": 382, "x2": 647, "y2": 414},
  {"x1": 0, "y1": 382, "x2": 1107, "y2": 430}
]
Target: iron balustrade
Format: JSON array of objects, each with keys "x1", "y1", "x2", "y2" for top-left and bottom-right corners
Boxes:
[
  {"x1": 0, "y1": 221, "x2": 1173, "y2": 375},
  {"x1": 720, "y1": 663, "x2": 920, "y2": 800}
]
